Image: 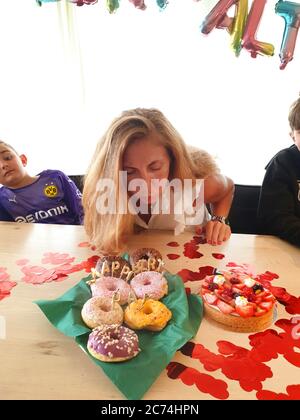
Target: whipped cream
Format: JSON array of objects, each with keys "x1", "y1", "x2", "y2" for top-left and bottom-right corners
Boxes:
[
  {"x1": 213, "y1": 275, "x2": 225, "y2": 285},
  {"x1": 243, "y1": 277, "x2": 256, "y2": 288},
  {"x1": 235, "y1": 296, "x2": 248, "y2": 307}
]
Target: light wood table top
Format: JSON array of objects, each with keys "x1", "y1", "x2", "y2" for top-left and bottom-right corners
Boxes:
[{"x1": 0, "y1": 222, "x2": 299, "y2": 400}]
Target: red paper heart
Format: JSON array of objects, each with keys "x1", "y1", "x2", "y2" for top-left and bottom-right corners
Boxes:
[{"x1": 167, "y1": 254, "x2": 180, "y2": 260}]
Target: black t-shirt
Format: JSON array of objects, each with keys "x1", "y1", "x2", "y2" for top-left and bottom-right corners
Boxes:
[{"x1": 258, "y1": 145, "x2": 300, "y2": 246}]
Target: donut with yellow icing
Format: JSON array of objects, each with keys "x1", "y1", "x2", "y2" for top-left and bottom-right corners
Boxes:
[{"x1": 124, "y1": 298, "x2": 172, "y2": 331}]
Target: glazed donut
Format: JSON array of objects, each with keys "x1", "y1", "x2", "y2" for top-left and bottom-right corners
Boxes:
[
  {"x1": 87, "y1": 324, "x2": 140, "y2": 362},
  {"x1": 124, "y1": 299, "x2": 172, "y2": 331},
  {"x1": 81, "y1": 296, "x2": 123, "y2": 329},
  {"x1": 95, "y1": 256, "x2": 131, "y2": 278},
  {"x1": 130, "y1": 271, "x2": 168, "y2": 300},
  {"x1": 90, "y1": 276, "x2": 132, "y2": 305},
  {"x1": 130, "y1": 247, "x2": 162, "y2": 267}
]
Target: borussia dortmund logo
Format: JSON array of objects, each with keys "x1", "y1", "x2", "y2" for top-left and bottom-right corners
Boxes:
[{"x1": 44, "y1": 183, "x2": 58, "y2": 198}]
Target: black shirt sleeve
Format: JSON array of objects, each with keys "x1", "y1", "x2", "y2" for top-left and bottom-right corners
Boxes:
[{"x1": 258, "y1": 153, "x2": 300, "y2": 246}]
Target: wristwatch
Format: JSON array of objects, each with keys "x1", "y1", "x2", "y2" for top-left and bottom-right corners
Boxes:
[{"x1": 211, "y1": 215, "x2": 229, "y2": 225}]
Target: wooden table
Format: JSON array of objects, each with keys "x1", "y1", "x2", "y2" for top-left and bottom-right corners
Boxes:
[{"x1": 0, "y1": 222, "x2": 299, "y2": 400}]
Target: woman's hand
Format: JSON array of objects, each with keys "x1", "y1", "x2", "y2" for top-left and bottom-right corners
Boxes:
[{"x1": 204, "y1": 220, "x2": 231, "y2": 245}]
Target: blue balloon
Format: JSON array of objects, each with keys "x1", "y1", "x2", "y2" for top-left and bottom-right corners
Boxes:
[
  {"x1": 275, "y1": 1, "x2": 300, "y2": 69},
  {"x1": 156, "y1": 0, "x2": 168, "y2": 10},
  {"x1": 36, "y1": 0, "x2": 60, "y2": 5}
]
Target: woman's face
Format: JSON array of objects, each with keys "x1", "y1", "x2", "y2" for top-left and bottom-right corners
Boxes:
[{"x1": 122, "y1": 135, "x2": 170, "y2": 205}]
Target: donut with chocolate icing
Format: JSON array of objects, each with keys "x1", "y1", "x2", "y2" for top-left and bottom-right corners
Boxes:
[
  {"x1": 81, "y1": 296, "x2": 123, "y2": 329},
  {"x1": 87, "y1": 324, "x2": 140, "y2": 362},
  {"x1": 95, "y1": 256, "x2": 131, "y2": 278},
  {"x1": 130, "y1": 248, "x2": 162, "y2": 268}
]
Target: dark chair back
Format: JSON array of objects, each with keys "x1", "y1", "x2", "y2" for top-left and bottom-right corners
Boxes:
[{"x1": 228, "y1": 184, "x2": 261, "y2": 234}]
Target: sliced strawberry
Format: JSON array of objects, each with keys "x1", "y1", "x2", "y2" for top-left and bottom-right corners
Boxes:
[
  {"x1": 217, "y1": 299, "x2": 235, "y2": 314},
  {"x1": 205, "y1": 275, "x2": 214, "y2": 283},
  {"x1": 215, "y1": 290, "x2": 233, "y2": 303},
  {"x1": 259, "y1": 301, "x2": 274, "y2": 311},
  {"x1": 201, "y1": 287, "x2": 210, "y2": 295},
  {"x1": 263, "y1": 293, "x2": 275, "y2": 302},
  {"x1": 203, "y1": 293, "x2": 218, "y2": 305},
  {"x1": 229, "y1": 277, "x2": 241, "y2": 284},
  {"x1": 254, "y1": 296, "x2": 263, "y2": 304},
  {"x1": 254, "y1": 290, "x2": 267, "y2": 298},
  {"x1": 235, "y1": 304, "x2": 255, "y2": 318},
  {"x1": 232, "y1": 283, "x2": 245, "y2": 290},
  {"x1": 254, "y1": 307, "x2": 267, "y2": 317}
]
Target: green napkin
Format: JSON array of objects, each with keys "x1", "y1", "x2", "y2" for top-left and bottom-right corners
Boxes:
[{"x1": 35, "y1": 272, "x2": 203, "y2": 400}]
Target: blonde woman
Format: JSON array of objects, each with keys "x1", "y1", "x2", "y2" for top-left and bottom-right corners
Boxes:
[{"x1": 83, "y1": 108, "x2": 234, "y2": 254}]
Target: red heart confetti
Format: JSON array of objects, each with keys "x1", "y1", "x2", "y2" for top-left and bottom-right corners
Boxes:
[
  {"x1": 212, "y1": 253, "x2": 225, "y2": 260},
  {"x1": 183, "y1": 242, "x2": 203, "y2": 259},
  {"x1": 78, "y1": 242, "x2": 91, "y2": 248},
  {"x1": 166, "y1": 362, "x2": 229, "y2": 400},
  {"x1": 191, "y1": 236, "x2": 207, "y2": 245},
  {"x1": 180, "y1": 340, "x2": 272, "y2": 393},
  {"x1": 15, "y1": 259, "x2": 30, "y2": 266},
  {"x1": 177, "y1": 266, "x2": 215, "y2": 283},
  {"x1": 166, "y1": 254, "x2": 180, "y2": 260},
  {"x1": 166, "y1": 242, "x2": 180, "y2": 247},
  {"x1": 256, "y1": 385, "x2": 300, "y2": 400},
  {"x1": 42, "y1": 252, "x2": 75, "y2": 265},
  {"x1": 0, "y1": 268, "x2": 17, "y2": 301},
  {"x1": 0, "y1": 280, "x2": 17, "y2": 301}
]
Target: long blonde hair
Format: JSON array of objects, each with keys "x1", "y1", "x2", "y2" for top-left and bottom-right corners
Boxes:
[{"x1": 83, "y1": 108, "x2": 218, "y2": 254}]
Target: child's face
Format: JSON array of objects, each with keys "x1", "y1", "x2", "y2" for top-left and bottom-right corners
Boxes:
[
  {"x1": 0, "y1": 144, "x2": 28, "y2": 188},
  {"x1": 123, "y1": 135, "x2": 170, "y2": 205}
]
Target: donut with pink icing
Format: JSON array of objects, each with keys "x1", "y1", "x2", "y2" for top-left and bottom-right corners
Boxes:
[
  {"x1": 90, "y1": 276, "x2": 132, "y2": 305},
  {"x1": 81, "y1": 296, "x2": 123, "y2": 329},
  {"x1": 130, "y1": 271, "x2": 168, "y2": 300},
  {"x1": 87, "y1": 324, "x2": 140, "y2": 362}
]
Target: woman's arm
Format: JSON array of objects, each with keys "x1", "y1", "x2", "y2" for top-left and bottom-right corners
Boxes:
[{"x1": 203, "y1": 174, "x2": 235, "y2": 245}]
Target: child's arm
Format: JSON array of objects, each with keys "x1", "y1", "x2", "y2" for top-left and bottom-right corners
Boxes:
[
  {"x1": 258, "y1": 161, "x2": 300, "y2": 246},
  {"x1": 57, "y1": 172, "x2": 84, "y2": 225},
  {"x1": 203, "y1": 174, "x2": 234, "y2": 245}
]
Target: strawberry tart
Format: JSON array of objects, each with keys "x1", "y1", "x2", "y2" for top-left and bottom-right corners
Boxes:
[{"x1": 201, "y1": 272, "x2": 276, "y2": 332}]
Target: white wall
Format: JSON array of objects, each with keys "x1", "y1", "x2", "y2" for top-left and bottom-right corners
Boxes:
[{"x1": 0, "y1": 0, "x2": 299, "y2": 184}]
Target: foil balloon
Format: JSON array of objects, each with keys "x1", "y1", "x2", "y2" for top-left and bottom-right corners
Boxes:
[
  {"x1": 36, "y1": 0, "x2": 59, "y2": 5},
  {"x1": 156, "y1": 0, "x2": 168, "y2": 10},
  {"x1": 69, "y1": 0, "x2": 98, "y2": 4},
  {"x1": 37, "y1": 0, "x2": 97, "y2": 4},
  {"x1": 230, "y1": 0, "x2": 248, "y2": 56},
  {"x1": 242, "y1": 0, "x2": 275, "y2": 58},
  {"x1": 107, "y1": 0, "x2": 120, "y2": 13},
  {"x1": 200, "y1": 0, "x2": 248, "y2": 56},
  {"x1": 129, "y1": 0, "x2": 146, "y2": 9},
  {"x1": 275, "y1": 0, "x2": 300, "y2": 70}
]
